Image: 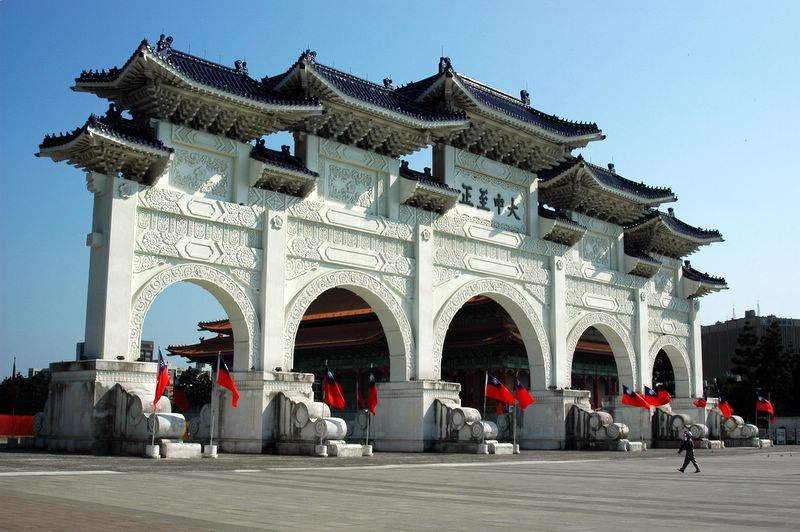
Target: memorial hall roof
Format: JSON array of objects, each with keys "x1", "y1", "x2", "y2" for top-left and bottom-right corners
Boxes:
[{"x1": 681, "y1": 260, "x2": 727, "y2": 286}]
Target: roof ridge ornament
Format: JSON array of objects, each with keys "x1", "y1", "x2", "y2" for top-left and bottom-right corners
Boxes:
[
  {"x1": 438, "y1": 56, "x2": 453, "y2": 74},
  {"x1": 383, "y1": 78, "x2": 394, "y2": 90},
  {"x1": 234, "y1": 60, "x2": 249, "y2": 77},
  {"x1": 300, "y1": 49, "x2": 317, "y2": 64},
  {"x1": 156, "y1": 34, "x2": 173, "y2": 56},
  {"x1": 520, "y1": 90, "x2": 530, "y2": 106}
]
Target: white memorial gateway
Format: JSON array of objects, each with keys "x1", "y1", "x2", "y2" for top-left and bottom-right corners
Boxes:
[{"x1": 35, "y1": 36, "x2": 726, "y2": 454}]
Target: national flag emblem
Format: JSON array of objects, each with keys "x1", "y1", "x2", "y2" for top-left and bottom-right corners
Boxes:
[
  {"x1": 485, "y1": 373, "x2": 515, "y2": 404},
  {"x1": 323, "y1": 369, "x2": 345, "y2": 410},
  {"x1": 718, "y1": 397, "x2": 734, "y2": 419},
  {"x1": 756, "y1": 395, "x2": 775, "y2": 422},
  {"x1": 217, "y1": 358, "x2": 240, "y2": 408},
  {"x1": 368, "y1": 373, "x2": 378, "y2": 416},
  {"x1": 643, "y1": 385, "x2": 660, "y2": 407},
  {"x1": 622, "y1": 385, "x2": 651, "y2": 410},
  {"x1": 693, "y1": 394, "x2": 707, "y2": 408},
  {"x1": 514, "y1": 377, "x2": 534, "y2": 410},
  {"x1": 153, "y1": 349, "x2": 170, "y2": 408}
]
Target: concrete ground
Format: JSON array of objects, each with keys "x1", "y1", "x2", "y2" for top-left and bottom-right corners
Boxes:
[{"x1": 0, "y1": 445, "x2": 797, "y2": 531}]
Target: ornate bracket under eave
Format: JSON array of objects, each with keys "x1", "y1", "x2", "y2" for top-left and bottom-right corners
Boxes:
[
  {"x1": 623, "y1": 249, "x2": 662, "y2": 278},
  {"x1": 249, "y1": 153, "x2": 319, "y2": 198},
  {"x1": 681, "y1": 260, "x2": 728, "y2": 298},
  {"x1": 37, "y1": 118, "x2": 173, "y2": 184},
  {"x1": 538, "y1": 209, "x2": 587, "y2": 247},
  {"x1": 399, "y1": 175, "x2": 460, "y2": 214}
]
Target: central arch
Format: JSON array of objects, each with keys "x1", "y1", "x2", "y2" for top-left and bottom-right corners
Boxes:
[
  {"x1": 130, "y1": 263, "x2": 259, "y2": 370},
  {"x1": 566, "y1": 312, "x2": 637, "y2": 389},
  {"x1": 433, "y1": 279, "x2": 551, "y2": 389},
  {"x1": 284, "y1": 270, "x2": 415, "y2": 381}
]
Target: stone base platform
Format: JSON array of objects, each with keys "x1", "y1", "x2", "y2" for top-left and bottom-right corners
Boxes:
[
  {"x1": 487, "y1": 441, "x2": 514, "y2": 454},
  {"x1": 724, "y1": 438, "x2": 761, "y2": 448},
  {"x1": 431, "y1": 441, "x2": 489, "y2": 454},
  {"x1": 160, "y1": 442, "x2": 202, "y2": 459}
]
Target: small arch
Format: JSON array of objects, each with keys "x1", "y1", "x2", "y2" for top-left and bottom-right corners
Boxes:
[
  {"x1": 284, "y1": 270, "x2": 414, "y2": 381},
  {"x1": 130, "y1": 263, "x2": 259, "y2": 370},
  {"x1": 433, "y1": 279, "x2": 551, "y2": 389},
  {"x1": 566, "y1": 312, "x2": 637, "y2": 388},
  {"x1": 649, "y1": 335, "x2": 691, "y2": 397}
]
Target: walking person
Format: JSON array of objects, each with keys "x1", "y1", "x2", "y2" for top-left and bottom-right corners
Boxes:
[{"x1": 678, "y1": 430, "x2": 700, "y2": 473}]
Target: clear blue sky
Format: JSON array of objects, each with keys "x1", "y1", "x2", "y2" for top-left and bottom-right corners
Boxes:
[{"x1": 1, "y1": 1, "x2": 798, "y2": 376}]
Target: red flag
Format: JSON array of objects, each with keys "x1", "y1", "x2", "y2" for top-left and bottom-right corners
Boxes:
[
  {"x1": 756, "y1": 396, "x2": 775, "y2": 422},
  {"x1": 693, "y1": 394, "x2": 707, "y2": 408},
  {"x1": 718, "y1": 397, "x2": 734, "y2": 419},
  {"x1": 323, "y1": 369, "x2": 345, "y2": 410},
  {"x1": 172, "y1": 377, "x2": 190, "y2": 411},
  {"x1": 643, "y1": 386, "x2": 661, "y2": 407},
  {"x1": 217, "y1": 358, "x2": 239, "y2": 408},
  {"x1": 368, "y1": 373, "x2": 378, "y2": 416},
  {"x1": 514, "y1": 377, "x2": 534, "y2": 410},
  {"x1": 153, "y1": 349, "x2": 170, "y2": 408},
  {"x1": 657, "y1": 389, "x2": 672, "y2": 406},
  {"x1": 622, "y1": 385, "x2": 651, "y2": 410},
  {"x1": 485, "y1": 373, "x2": 515, "y2": 404}
]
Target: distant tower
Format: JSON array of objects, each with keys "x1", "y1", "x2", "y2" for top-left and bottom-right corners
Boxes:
[
  {"x1": 732, "y1": 305, "x2": 736, "y2": 319},
  {"x1": 757, "y1": 301, "x2": 761, "y2": 316}
]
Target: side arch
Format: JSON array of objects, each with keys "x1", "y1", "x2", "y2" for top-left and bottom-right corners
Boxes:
[
  {"x1": 649, "y1": 335, "x2": 691, "y2": 397},
  {"x1": 284, "y1": 270, "x2": 415, "y2": 381},
  {"x1": 566, "y1": 312, "x2": 637, "y2": 389},
  {"x1": 433, "y1": 279, "x2": 551, "y2": 389},
  {"x1": 129, "y1": 263, "x2": 259, "y2": 370}
]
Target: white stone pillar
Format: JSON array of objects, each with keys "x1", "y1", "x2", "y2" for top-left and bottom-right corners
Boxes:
[
  {"x1": 688, "y1": 300, "x2": 703, "y2": 396},
  {"x1": 386, "y1": 159, "x2": 401, "y2": 221},
  {"x1": 527, "y1": 179, "x2": 540, "y2": 239},
  {"x1": 84, "y1": 174, "x2": 137, "y2": 360},
  {"x1": 549, "y1": 256, "x2": 568, "y2": 389},
  {"x1": 413, "y1": 224, "x2": 434, "y2": 381},
  {"x1": 257, "y1": 209, "x2": 287, "y2": 373},
  {"x1": 232, "y1": 141, "x2": 251, "y2": 204},
  {"x1": 634, "y1": 288, "x2": 650, "y2": 389}
]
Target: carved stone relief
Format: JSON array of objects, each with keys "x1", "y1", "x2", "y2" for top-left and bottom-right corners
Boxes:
[
  {"x1": 581, "y1": 234, "x2": 612, "y2": 268},
  {"x1": 170, "y1": 147, "x2": 231, "y2": 200},
  {"x1": 326, "y1": 162, "x2": 376, "y2": 213}
]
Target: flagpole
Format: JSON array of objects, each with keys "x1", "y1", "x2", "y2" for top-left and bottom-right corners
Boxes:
[
  {"x1": 210, "y1": 352, "x2": 220, "y2": 448},
  {"x1": 512, "y1": 404, "x2": 517, "y2": 449},
  {"x1": 482, "y1": 371, "x2": 488, "y2": 422},
  {"x1": 10, "y1": 357, "x2": 16, "y2": 440}
]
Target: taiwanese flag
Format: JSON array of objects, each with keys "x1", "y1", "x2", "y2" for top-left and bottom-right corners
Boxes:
[
  {"x1": 693, "y1": 394, "x2": 707, "y2": 408},
  {"x1": 485, "y1": 373, "x2": 515, "y2": 404},
  {"x1": 368, "y1": 373, "x2": 378, "y2": 416},
  {"x1": 718, "y1": 397, "x2": 734, "y2": 419},
  {"x1": 323, "y1": 369, "x2": 345, "y2": 409},
  {"x1": 153, "y1": 349, "x2": 170, "y2": 408},
  {"x1": 756, "y1": 396, "x2": 775, "y2": 422},
  {"x1": 622, "y1": 385, "x2": 651, "y2": 410},
  {"x1": 643, "y1": 386, "x2": 661, "y2": 407},
  {"x1": 217, "y1": 358, "x2": 240, "y2": 407},
  {"x1": 173, "y1": 377, "x2": 190, "y2": 411},
  {"x1": 514, "y1": 377, "x2": 534, "y2": 410},
  {"x1": 657, "y1": 389, "x2": 673, "y2": 406}
]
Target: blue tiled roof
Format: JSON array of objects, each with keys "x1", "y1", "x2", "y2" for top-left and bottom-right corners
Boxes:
[
  {"x1": 682, "y1": 261, "x2": 726, "y2": 285},
  {"x1": 458, "y1": 77, "x2": 599, "y2": 137},
  {"x1": 39, "y1": 109, "x2": 172, "y2": 153},
  {"x1": 250, "y1": 141, "x2": 318, "y2": 177},
  {"x1": 397, "y1": 71, "x2": 600, "y2": 137},
  {"x1": 76, "y1": 38, "x2": 318, "y2": 108},
  {"x1": 626, "y1": 210, "x2": 723, "y2": 240},
  {"x1": 266, "y1": 55, "x2": 466, "y2": 123},
  {"x1": 399, "y1": 161, "x2": 460, "y2": 193},
  {"x1": 538, "y1": 156, "x2": 675, "y2": 201}
]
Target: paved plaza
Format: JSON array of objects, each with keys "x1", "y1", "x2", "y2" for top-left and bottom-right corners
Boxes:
[{"x1": 0, "y1": 445, "x2": 797, "y2": 531}]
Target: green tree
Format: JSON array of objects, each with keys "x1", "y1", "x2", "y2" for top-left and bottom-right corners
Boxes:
[
  {"x1": 177, "y1": 367, "x2": 211, "y2": 409},
  {"x1": 0, "y1": 370, "x2": 51, "y2": 415}
]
